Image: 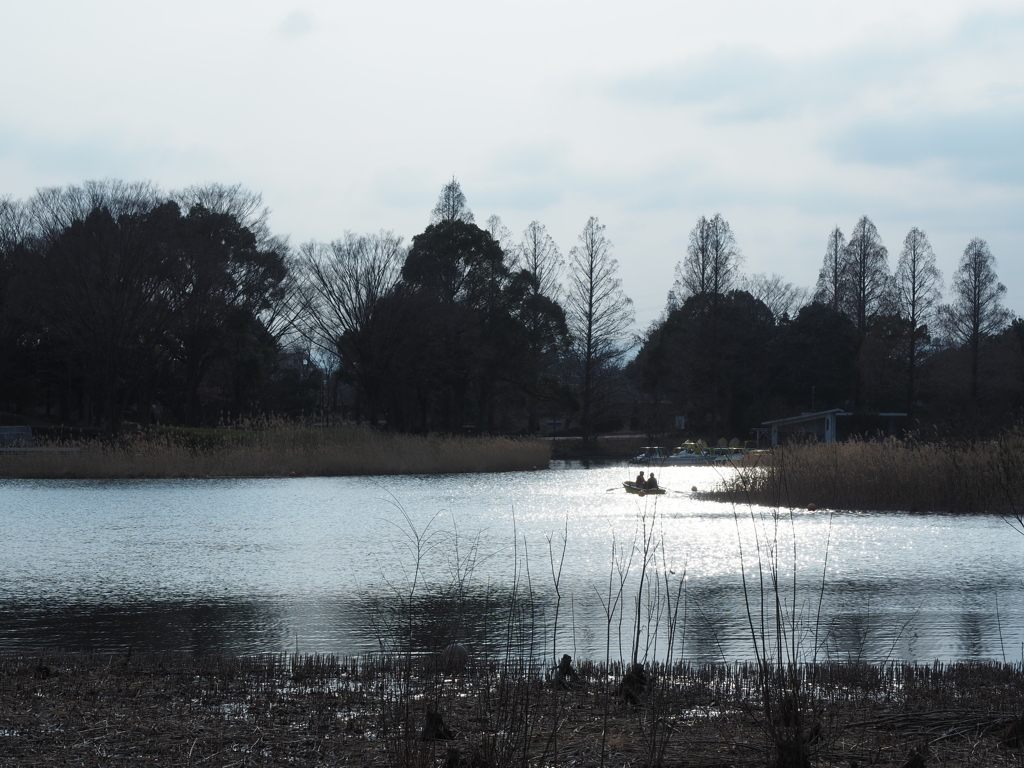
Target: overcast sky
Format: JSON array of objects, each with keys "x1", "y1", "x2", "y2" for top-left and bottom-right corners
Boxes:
[{"x1": 2, "y1": 0, "x2": 1022, "y2": 329}]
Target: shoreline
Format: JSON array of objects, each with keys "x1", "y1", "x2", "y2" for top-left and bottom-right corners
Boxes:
[
  {"x1": 0, "y1": 431, "x2": 657, "y2": 480},
  {"x1": 0, "y1": 428, "x2": 553, "y2": 480}
]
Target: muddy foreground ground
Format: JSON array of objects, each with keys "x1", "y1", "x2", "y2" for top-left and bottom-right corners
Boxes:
[{"x1": 2, "y1": 651, "x2": 1024, "y2": 767}]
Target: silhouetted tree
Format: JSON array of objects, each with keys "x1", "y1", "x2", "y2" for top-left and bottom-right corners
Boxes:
[
  {"x1": 564, "y1": 217, "x2": 633, "y2": 445},
  {"x1": 430, "y1": 178, "x2": 474, "y2": 225},
  {"x1": 858, "y1": 313, "x2": 911, "y2": 414},
  {"x1": 813, "y1": 226, "x2": 847, "y2": 311},
  {"x1": 28, "y1": 183, "x2": 166, "y2": 428},
  {"x1": 772, "y1": 302, "x2": 859, "y2": 413},
  {"x1": 504, "y1": 269, "x2": 572, "y2": 432},
  {"x1": 175, "y1": 183, "x2": 274, "y2": 246},
  {"x1": 8, "y1": 181, "x2": 294, "y2": 429},
  {"x1": 504, "y1": 221, "x2": 569, "y2": 431},
  {"x1": 485, "y1": 214, "x2": 516, "y2": 256},
  {"x1": 296, "y1": 231, "x2": 406, "y2": 424},
  {"x1": 164, "y1": 203, "x2": 289, "y2": 425},
  {"x1": 941, "y1": 238, "x2": 1010, "y2": 402},
  {"x1": 841, "y1": 216, "x2": 891, "y2": 411},
  {"x1": 672, "y1": 213, "x2": 743, "y2": 434},
  {"x1": 743, "y1": 272, "x2": 808, "y2": 321},
  {"x1": 0, "y1": 197, "x2": 26, "y2": 259},
  {"x1": 843, "y1": 216, "x2": 891, "y2": 336},
  {"x1": 30, "y1": 180, "x2": 160, "y2": 238},
  {"x1": 635, "y1": 290, "x2": 775, "y2": 435},
  {"x1": 402, "y1": 216, "x2": 510, "y2": 431},
  {"x1": 0, "y1": 197, "x2": 34, "y2": 415},
  {"x1": 403, "y1": 219, "x2": 505, "y2": 307},
  {"x1": 31, "y1": 194, "x2": 173, "y2": 432},
  {"x1": 518, "y1": 220, "x2": 564, "y2": 301},
  {"x1": 674, "y1": 213, "x2": 742, "y2": 302},
  {"x1": 894, "y1": 227, "x2": 942, "y2": 421}
]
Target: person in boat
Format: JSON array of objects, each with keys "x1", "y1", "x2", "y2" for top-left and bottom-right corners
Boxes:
[
  {"x1": 645, "y1": 473, "x2": 658, "y2": 490},
  {"x1": 635, "y1": 470, "x2": 646, "y2": 486}
]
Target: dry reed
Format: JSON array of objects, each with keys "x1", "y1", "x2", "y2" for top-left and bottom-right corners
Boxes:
[
  {"x1": 0, "y1": 424, "x2": 551, "y2": 479},
  {"x1": 4, "y1": 651, "x2": 1024, "y2": 767},
  {"x1": 715, "y1": 431, "x2": 1024, "y2": 513}
]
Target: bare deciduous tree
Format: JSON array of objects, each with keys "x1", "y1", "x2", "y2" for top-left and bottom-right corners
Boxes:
[
  {"x1": 675, "y1": 215, "x2": 741, "y2": 303},
  {"x1": 941, "y1": 237, "x2": 1010, "y2": 402},
  {"x1": 565, "y1": 217, "x2": 634, "y2": 445},
  {"x1": 813, "y1": 226, "x2": 847, "y2": 311},
  {"x1": 296, "y1": 231, "x2": 407, "y2": 423},
  {"x1": 675, "y1": 215, "x2": 711, "y2": 299},
  {"x1": 485, "y1": 214, "x2": 516, "y2": 262},
  {"x1": 175, "y1": 183, "x2": 273, "y2": 247},
  {"x1": 172, "y1": 185, "x2": 297, "y2": 351},
  {"x1": 29, "y1": 180, "x2": 160, "y2": 244},
  {"x1": 430, "y1": 178, "x2": 474, "y2": 225},
  {"x1": 706, "y1": 213, "x2": 742, "y2": 296},
  {"x1": 843, "y1": 216, "x2": 891, "y2": 335},
  {"x1": 743, "y1": 273, "x2": 809, "y2": 321},
  {"x1": 518, "y1": 220, "x2": 564, "y2": 301},
  {"x1": 156, "y1": 204, "x2": 286, "y2": 425},
  {"x1": 674, "y1": 213, "x2": 742, "y2": 301},
  {"x1": 672, "y1": 213, "x2": 743, "y2": 435},
  {"x1": 894, "y1": 227, "x2": 942, "y2": 420},
  {"x1": 0, "y1": 197, "x2": 28, "y2": 253}
]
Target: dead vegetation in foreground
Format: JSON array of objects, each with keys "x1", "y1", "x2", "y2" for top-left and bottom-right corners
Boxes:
[{"x1": 3, "y1": 651, "x2": 1024, "y2": 767}]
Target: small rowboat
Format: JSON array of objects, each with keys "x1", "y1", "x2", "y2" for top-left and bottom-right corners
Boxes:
[{"x1": 623, "y1": 481, "x2": 666, "y2": 495}]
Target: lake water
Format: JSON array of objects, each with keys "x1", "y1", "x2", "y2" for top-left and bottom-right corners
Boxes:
[{"x1": 1, "y1": 463, "x2": 1022, "y2": 664}]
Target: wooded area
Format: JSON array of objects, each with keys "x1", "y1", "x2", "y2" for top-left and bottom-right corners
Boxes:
[{"x1": 1, "y1": 179, "x2": 1020, "y2": 441}]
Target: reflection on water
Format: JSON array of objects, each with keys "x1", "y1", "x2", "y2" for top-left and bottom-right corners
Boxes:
[
  {"x1": 1, "y1": 467, "x2": 1022, "y2": 663},
  {"x1": 0, "y1": 598, "x2": 292, "y2": 654}
]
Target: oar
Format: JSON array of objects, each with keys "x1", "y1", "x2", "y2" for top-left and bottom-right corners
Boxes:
[{"x1": 609, "y1": 481, "x2": 639, "y2": 491}]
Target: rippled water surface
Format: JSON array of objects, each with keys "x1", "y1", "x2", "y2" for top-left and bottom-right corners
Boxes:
[{"x1": 2, "y1": 463, "x2": 1022, "y2": 662}]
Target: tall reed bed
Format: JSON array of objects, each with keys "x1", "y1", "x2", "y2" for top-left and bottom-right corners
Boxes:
[
  {"x1": 0, "y1": 423, "x2": 551, "y2": 479},
  {"x1": 717, "y1": 430, "x2": 1024, "y2": 513}
]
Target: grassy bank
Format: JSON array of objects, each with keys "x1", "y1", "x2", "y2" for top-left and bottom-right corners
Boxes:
[
  {"x1": 0, "y1": 424, "x2": 551, "y2": 479},
  {"x1": 3, "y1": 650, "x2": 1023, "y2": 767},
  {"x1": 715, "y1": 431, "x2": 1024, "y2": 513}
]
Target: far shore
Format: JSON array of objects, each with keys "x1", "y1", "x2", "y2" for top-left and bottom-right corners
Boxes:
[
  {"x1": 8, "y1": 424, "x2": 1024, "y2": 520},
  {"x1": 0, "y1": 425, "x2": 552, "y2": 480}
]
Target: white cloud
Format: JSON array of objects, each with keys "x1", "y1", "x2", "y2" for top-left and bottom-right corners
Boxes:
[{"x1": 1, "y1": 0, "x2": 1023, "y2": 324}]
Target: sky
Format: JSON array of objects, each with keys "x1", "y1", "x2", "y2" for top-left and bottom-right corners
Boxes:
[{"x1": 2, "y1": 0, "x2": 1023, "y2": 330}]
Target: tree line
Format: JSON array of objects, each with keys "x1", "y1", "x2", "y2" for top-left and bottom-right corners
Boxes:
[
  {"x1": 0, "y1": 178, "x2": 1020, "y2": 440},
  {"x1": 633, "y1": 214, "x2": 1020, "y2": 438},
  {"x1": 0, "y1": 179, "x2": 632, "y2": 441}
]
